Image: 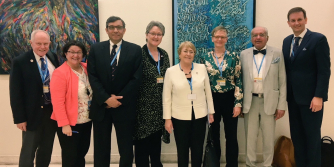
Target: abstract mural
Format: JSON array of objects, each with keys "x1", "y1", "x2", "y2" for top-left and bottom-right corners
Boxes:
[
  {"x1": 0, "y1": 0, "x2": 99, "y2": 74},
  {"x1": 173, "y1": 0, "x2": 255, "y2": 63}
]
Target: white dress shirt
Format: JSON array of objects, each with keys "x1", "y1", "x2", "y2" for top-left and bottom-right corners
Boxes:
[
  {"x1": 290, "y1": 28, "x2": 307, "y2": 55},
  {"x1": 109, "y1": 40, "x2": 122, "y2": 65},
  {"x1": 252, "y1": 46, "x2": 266, "y2": 94},
  {"x1": 33, "y1": 52, "x2": 56, "y2": 79}
]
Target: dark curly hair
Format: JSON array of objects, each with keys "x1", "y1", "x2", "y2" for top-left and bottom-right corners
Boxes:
[{"x1": 62, "y1": 40, "x2": 87, "y2": 59}]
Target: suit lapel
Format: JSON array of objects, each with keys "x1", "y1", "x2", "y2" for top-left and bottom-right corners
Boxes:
[
  {"x1": 46, "y1": 51, "x2": 59, "y2": 67},
  {"x1": 101, "y1": 41, "x2": 111, "y2": 76},
  {"x1": 116, "y1": 40, "x2": 129, "y2": 69},
  {"x1": 292, "y1": 29, "x2": 311, "y2": 63},
  {"x1": 28, "y1": 51, "x2": 43, "y2": 85},
  {"x1": 283, "y1": 35, "x2": 293, "y2": 63},
  {"x1": 247, "y1": 49, "x2": 253, "y2": 79},
  {"x1": 262, "y1": 47, "x2": 273, "y2": 79}
]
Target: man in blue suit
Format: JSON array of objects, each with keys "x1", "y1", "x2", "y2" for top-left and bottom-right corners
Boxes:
[{"x1": 282, "y1": 7, "x2": 331, "y2": 167}]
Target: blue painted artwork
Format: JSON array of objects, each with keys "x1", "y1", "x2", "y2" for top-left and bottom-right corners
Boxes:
[
  {"x1": 173, "y1": 0, "x2": 255, "y2": 63},
  {"x1": 0, "y1": 0, "x2": 99, "y2": 74}
]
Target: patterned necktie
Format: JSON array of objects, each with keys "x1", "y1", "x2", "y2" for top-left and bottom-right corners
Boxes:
[
  {"x1": 110, "y1": 44, "x2": 118, "y2": 80},
  {"x1": 291, "y1": 37, "x2": 301, "y2": 57},
  {"x1": 253, "y1": 49, "x2": 266, "y2": 55},
  {"x1": 40, "y1": 57, "x2": 51, "y2": 104}
]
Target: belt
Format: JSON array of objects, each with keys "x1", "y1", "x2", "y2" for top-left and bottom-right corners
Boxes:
[{"x1": 252, "y1": 93, "x2": 263, "y2": 98}]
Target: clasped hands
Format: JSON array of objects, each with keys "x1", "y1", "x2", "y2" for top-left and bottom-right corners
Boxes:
[{"x1": 105, "y1": 94, "x2": 123, "y2": 108}]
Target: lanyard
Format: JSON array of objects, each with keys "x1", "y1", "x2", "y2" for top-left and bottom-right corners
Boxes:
[
  {"x1": 253, "y1": 54, "x2": 266, "y2": 75},
  {"x1": 110, "y1": 44, "x2": 122, "y2": 66},
  {"x1": 37, "y1": 57, "x2": 48, "y2": 82},
  {"x1": 179, "y1": 63, "x2": 194, "y2": 91},
  {"x1": 215, "y1": 50, "x2": 227, "y2": 77},
  {"x1": 148, "y1": 49, "x2": 161, "y2": 75}
]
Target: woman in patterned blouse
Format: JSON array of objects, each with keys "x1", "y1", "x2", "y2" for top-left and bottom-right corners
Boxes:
[
  {"x1": 133, "y1": 21, "x2": 170, "y2": 167},
  {"x1": 50, "y1": 41, "x2": 93, "y2": 167},
  {"x1": 200, "y1": 26, "x2": 243, "y2": 167}
]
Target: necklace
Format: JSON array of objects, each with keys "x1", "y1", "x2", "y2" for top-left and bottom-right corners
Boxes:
[{"x1": 181, "y1": 69, "x2": 191, "y2": 75}]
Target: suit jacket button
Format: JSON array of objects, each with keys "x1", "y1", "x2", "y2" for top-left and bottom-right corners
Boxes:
[
  {"x1": 42, "y1": 95, "x2": 43, "y2": 97},
  {"x1": 41, "y1": 106, "x2": 43, "y2": 108}
]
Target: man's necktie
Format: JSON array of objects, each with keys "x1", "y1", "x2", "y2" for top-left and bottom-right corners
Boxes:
[
  {"x1": 253, "y1": 49, "x2": 266, "y2": 55},
  {"x1": 291, "y1": 37, "x2": 301, "y2": 57},
  {"x1": 110, "y1": 44, "x2": 118, "y2": 80},
  {"x1": 40, "y1": 57, "x2": 51, "y2": 104}
]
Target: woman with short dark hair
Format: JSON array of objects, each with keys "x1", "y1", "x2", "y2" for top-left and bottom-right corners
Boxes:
[{"x1": 50, "y1": 40, "x2": 92, "y2": 167}]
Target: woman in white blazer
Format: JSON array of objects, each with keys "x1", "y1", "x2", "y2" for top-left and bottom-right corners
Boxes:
[{"x1": 163, "y1": 41, "x2": 215, "y2": 167}]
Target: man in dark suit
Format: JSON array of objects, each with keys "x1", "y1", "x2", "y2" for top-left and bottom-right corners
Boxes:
[
  {"x1": 87, "y1": 16, "x2": 142, "y2": 167},
  {"x1": 10, "y1": 30, "x2": 60, "y2": 167},
  {"x1": 283, "y1": 7, "x2": 331, "y2": 167}
]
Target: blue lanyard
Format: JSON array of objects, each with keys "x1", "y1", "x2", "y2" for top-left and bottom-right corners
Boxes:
[
  {"x1": 179, "y1": 63, "x2": 194, "y2": 91},
  {"x1": 148, "y1": 49, "x2": 161, "y2": 75},
  {"x1": 253, "y1": 54, "x2": 266, "y2": 75},
  {"x1": 110, "y1": 44, "x2": 122, "y2": 66},
  {"x1": 37, "y1": 57, "x2": 48, "y2": 82},
  {"x1": 215, "y1": 50, "x2": 227, "y2": 77}
]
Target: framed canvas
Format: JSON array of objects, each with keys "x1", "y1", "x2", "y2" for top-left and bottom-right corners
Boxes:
[
  {"x1": 172, "y1": 0, "x2": 255, "y2": 64},
  {"x1": 0, "y1": 0, "x2": 99, "y2": 74}
]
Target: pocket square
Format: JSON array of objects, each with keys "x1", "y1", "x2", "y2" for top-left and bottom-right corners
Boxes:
[
  {"x1": 303, "y1": 48, "x2": 307, "y2": 51},
  {"x1": 271, "y1": 57, "x2": 280, "y2": 64}
]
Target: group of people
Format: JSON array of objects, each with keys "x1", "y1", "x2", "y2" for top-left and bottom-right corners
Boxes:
[{"x1": 9, "y1": 7, "x2": 330, "y2": 167}]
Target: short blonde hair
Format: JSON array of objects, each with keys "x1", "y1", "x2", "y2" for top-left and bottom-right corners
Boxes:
[{"x1": 177, "y1": 41, "x2": 196, "y2": 55}]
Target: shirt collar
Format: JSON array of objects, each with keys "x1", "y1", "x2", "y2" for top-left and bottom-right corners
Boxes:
[
  {"x1": 33, "y1": 51, "x2": 46, "y2": 61},
  {"x1": 253, "y1": 46, "x2": 267, "y2": 51},
  {"x1": 109, "y1": 40, "x2": 122, "y2": 49},
  {"x1": 294, "y1": 28, "x2": 307, "y2": 39}
]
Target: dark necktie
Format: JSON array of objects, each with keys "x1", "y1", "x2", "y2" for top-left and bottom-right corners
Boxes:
[
  {"x1": 253, "y1": 49, "x2": 266, "y2": 55},
  {"x1": 40, "y1": 57, "x2": 51, "y2": 104},
  {"x1": 291, "y1": 37, "x2": 301, "y2": 57},
  {"x1": 110, "y1": 44, "x2": 118, "y2": 80}
]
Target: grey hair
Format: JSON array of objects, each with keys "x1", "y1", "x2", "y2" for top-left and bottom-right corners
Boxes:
[
  {"x1": 145, "y1": 21, "x2": 165, "y2": 36},
  {"x1": 251, "y1": 26, "x2": 269, "y2": 36},
  {"x1": 30, "y1": 29, "x2": 50, "y2": 41}
]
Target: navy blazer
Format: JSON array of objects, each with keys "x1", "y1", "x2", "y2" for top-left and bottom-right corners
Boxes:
[
  {"x1": 10, "y1": 50, "x2": 60, "y2": 131},
  {"x1": 282, "y1": 29, "x2": 330, "y2": 105},
  {"x1": 87, "y1": 40, "x2": 142, "y2": 122}
]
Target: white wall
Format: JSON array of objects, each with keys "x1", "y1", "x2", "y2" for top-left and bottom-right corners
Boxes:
[{"x1": 0, "y1": 0, "x2": 333, "y2": 164}]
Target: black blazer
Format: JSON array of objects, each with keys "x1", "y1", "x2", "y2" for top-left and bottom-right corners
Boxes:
[
  {"x1": 87, "y1": 40, "x2": 142, "y2": 122},
  {"x1": 10, "y1": 50, "x2": 60, "y2": 131},
  {"x1": 283, "y1": 29, "x2": 331, "y2": 105}
]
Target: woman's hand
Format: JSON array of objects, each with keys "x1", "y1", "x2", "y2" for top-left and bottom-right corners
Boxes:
[
  {"x1": 62, "y1": 125, "x2": 72, "y2": 136},
  {"x1": 208, "y1": 114, "x2": 214, "y2": 123},
  {"x1": 165, "y1": 119, "x2": 173, "y2": 134},
  {"x1": 233, "y1": 107, "x2": 241, "y2": 117}
]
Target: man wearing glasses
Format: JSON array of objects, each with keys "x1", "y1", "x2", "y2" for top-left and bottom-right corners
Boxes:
[{"x1": 87, "y1": 16, "x2": 142, "y2": 167}]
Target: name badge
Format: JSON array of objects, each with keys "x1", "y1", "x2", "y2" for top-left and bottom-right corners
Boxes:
[
  {"x1": 157, "y1": 77, "x2": 164, "y2": 83},
  {"x1": 188, "y1": 94, "x2": 196, "y2": 100},
  {"x1": 254, "y1": 78, "x2": 263, "y2": 83},
  {"x1": 217, "y1": 79, "x2": 226, "y2": 86},
  {"x1": 43, "y1": 85, "x2": 49, "y2": 93}
]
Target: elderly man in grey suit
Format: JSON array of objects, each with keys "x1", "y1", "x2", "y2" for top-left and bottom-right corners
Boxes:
[{"x1": 240, "y1": 26, "x2": 287, "y2": 167}]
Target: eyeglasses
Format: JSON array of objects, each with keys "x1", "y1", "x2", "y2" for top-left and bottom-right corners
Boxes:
[
  {"x1": 67, "y1": 51, "x2": 83, "y2": 55},
  {"x1": 251, "y1": 33, "x2": 267, "y2": 38},
  {"x1": 107, "y1": 26, "x2": 124, "y2": 31},
  {"x1": 148, "y1": 32, "x2": 163, "y2": 37},
  {"x1": 213, "y1": 36, "x2": 227, "y2": 40}
]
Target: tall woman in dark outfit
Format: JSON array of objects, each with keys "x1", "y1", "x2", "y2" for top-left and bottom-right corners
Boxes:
[
  {"x1": 133, "y1": 21, "x2": 170, "y2": 167},
  {"x1": 200, "y1": 26, "x2": 243, "y2": 166}
]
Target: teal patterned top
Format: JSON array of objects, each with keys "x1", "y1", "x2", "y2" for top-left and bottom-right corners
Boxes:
[{"x1": 199, "y1": 50, "x2": 243, "y2": 107}]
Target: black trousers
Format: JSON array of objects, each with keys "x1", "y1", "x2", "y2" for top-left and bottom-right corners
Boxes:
[
  {"x1": 288, "y1": 93, "x2": 323, "y2": 167},
  {"x1": 57, "y1": 121, "x2": 92, "y2": 167},
  {"x1": 19, "y1": 104, "x2": 57, "y2": 167},
  {"x1": 172, "y1": 110, "x2": 207, "y2": 167},
  {"x1": 211, "y1": 90, "x2": 239, "y2": 167},
  {"x1": 134, "y1": 130, "x2": 163, "y2": 167},
  {"x1": 93, "y1": 109, "x2": 135, "y2": 167}
]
